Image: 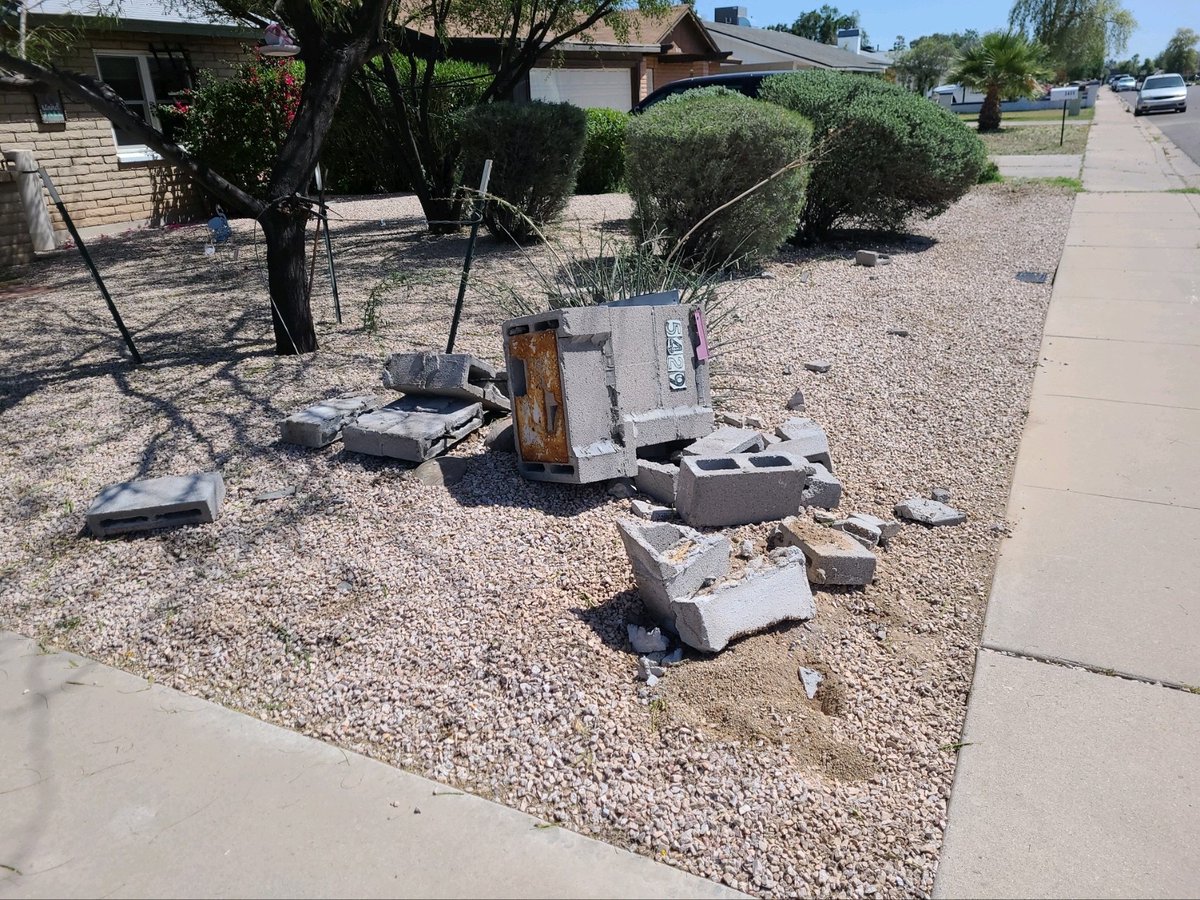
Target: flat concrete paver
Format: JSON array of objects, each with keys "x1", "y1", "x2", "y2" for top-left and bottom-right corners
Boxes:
[
  {"x1": 934, "y1": 651, "x2": 1200, "y2": 900},
  {"x1": 0, "y1": 632, "x2": 737, "y2": 900},
  {"x1": 992, "y1": 154, "x2": 1081, "y2": 178},
  {"x1": 937, "y1": 90, "x2": 1200, "y2": 897}
]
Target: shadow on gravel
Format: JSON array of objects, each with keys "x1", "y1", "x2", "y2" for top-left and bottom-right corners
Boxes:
[{"x1": 573, "y1": 587, "x2": 647, "y2": 653}]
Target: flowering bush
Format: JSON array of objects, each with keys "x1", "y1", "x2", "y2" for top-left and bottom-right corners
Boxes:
[{"x1": 161, "y1": 58, "x2": 303, "y2": 208}]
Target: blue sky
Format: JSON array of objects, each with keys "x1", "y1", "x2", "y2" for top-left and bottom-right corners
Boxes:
[{"x1": 721, "y1": 1, "x2": 1198, "y2": 61}]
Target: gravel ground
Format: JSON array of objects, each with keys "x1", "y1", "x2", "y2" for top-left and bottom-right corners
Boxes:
[{"x1": 0, "y1": 183, "x2": 1073, "y2": 897}]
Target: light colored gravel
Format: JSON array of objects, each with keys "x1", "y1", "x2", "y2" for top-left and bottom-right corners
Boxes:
[{"x1": 0, "y1": 182, "x2": 1073, "y2": 897}]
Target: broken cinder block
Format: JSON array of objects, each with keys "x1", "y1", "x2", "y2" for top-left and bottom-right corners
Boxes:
[
  {"x1": 774, "y1": 417, "x2": 833, "y2": 471},
  {"x1": 855, "y1": 250, "x2": 891, "y2": 267},
  {"x1": 800, "y1": 462, "x2": 842, "y2": 511},
  {"x1": 86, "y1": 472, "x2": 225, "y2": 539},
  {"x1": 681, "y1": 426, "x2": 766, "y2": 457},
  {"x1": 343, "y1": 396, "x2": 482, "y2": 462},
  {"x1": 616, "y1": 519, "x2": 731, "y2": 629},
  {"x1": 895, "y1": 498, "x2": 966, "y2": 527},
  {"x1": 635, "y1": 459, "x2": 679, "y2": 505},
  {"x1": 773, "y1": 516, "x2": 876, "y2": 586},
  {"x1": 672, "y1": 547, "x2": 816, "y2": 653},
  {"x1": 382, "y1": 351, "x2": 510, "y2": 413},
  {"x1": 676, "y1": 452, "x2": 815, "y2": 528},
  {"x1": 280, "y1": 394, "x2": 378, "y2": 448}
]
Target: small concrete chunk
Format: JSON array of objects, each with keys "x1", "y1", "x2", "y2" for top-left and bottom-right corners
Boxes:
[
  {"x1": 717, "y1": 412, "x2": 746, "y2": 427},
  {"x1": 834, "y1": 517, "x2": 880, "y2": 549},
  {"x1": 786, "y1": 389, "x2": 806, "y2": 412},
  {"x1": 627, "y1": 624, "x2": 669, "y2": 654},
  {"x1": 87, "y1": 472, "x2": 225, "y2": 539},
  {"x1": 607, "y1": 478, "x2": 637, "y2": 499},
  {"x1": 616, "y1": 520, "x2": 731, "y2": 628},
  {"x1": 887, "y1": 328, "x2": 909, "y2": 337},
  {"x1": 774, "y1": 516, "x2": 876, "y2": 586},
  {"x1": 804, "y1": 360, "x2": 832, "y2": 374},
  {"x1": 676, "y1": 453, "x2": 815, "y2": 528},
  {"x1": 637, "y1": 656, "x2": 666, "y2": 681},
  {"x1": 855, "y1": 250, "x2": 891, "y2": 267},
  {"x1": 484, "y1": 418, "x2": 515, "y2": 453},
  {"x1": 895, "y1": 497, "x2": 967, "y2": 527},
  {"x1": 382, "y1": 350, "x2": 509, "y2": 412},
  {"x1": 931, "y1": 486, "x2": 952, "y2": 503},
  {"x1": 672, "y1": 547, "x2": 816, "y2": 653},
  {"x1": 849, "y1": 512, "x2": 901, "y2": 544},
  {"x1": 774, "y1": 417, "x2": 833, "y2": 470},
  {"x1": 681, "y1": 426, "x2": 766, "y2": 458},
  {"x1": 799, "y1": 667, "x2": 824, "y2": 700},
  {"x1": 343, "y1": 396, "x2": 482, "y2": 462},
  {"x1": 413, "y1": 457, "x2": 468, "y2": 487},
  {"x1": 630, "y1": 499, "x2": 674, "y2": 521},
  {"x1": 280, "y1": 393, "x2": 377, "y2": 448},
  {"x1": 800, "y1": 462, "x2": 843, "y2": 511},
  {"x1": 634, "y1": 460, "x2": 678, "y2": 505}
]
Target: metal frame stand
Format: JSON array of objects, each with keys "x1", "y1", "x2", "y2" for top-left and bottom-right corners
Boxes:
[
  {"x1": 313, "y1": 163, "x2": 341, "y2": 324},
  {"x1": 446, "y1": 159, "x2": 492, "y2": 354},
  {"x1": 37, "y1": 167, "x2": 142, "y2": 364}
]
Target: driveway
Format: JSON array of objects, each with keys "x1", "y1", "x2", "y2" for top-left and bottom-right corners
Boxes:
[{"x1": 1114, "y1": 85, "x2": 1200, "y2": 167}]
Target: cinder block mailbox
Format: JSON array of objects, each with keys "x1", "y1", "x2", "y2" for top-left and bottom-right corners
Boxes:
[{"x1": 501, "y1": 300, "x2": 714, "y2": 484}]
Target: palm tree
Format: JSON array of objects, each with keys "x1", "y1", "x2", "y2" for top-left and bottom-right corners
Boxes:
[{"x1": 949, "y1": 31, "x2": 1051, "y2": 131}]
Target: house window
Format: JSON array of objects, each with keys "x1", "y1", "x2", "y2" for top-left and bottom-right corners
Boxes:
[{"x1": 95, "y1": 51, "x2": 191, "y2": 164}]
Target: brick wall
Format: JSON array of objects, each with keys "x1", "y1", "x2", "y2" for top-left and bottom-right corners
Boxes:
[
  {"x1": 645, "y1": 58, "x2": 718, "y2": 94},
  {"x1": 0, "y1": 28, "x2": 250, "y2": 247},
  {"x1": 0, "y1": 167, "x2": 34, "y2": 267}
]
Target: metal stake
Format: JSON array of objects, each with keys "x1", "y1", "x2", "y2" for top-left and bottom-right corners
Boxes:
[
  {"x1": 446, "y1": 159, "x2": 492, "y2": 355},
  {"x1": 37, "y1": 167, "x2": 142, "y2": 364},
  {"x1": 1060, "y1": 99, "x2": 1067, "y2": 147},
  {"x1": 314, "y1": 163, "x2": 341, "y2": 324}
]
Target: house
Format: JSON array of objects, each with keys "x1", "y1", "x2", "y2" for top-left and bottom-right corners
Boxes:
[
  {"x1": 0, "y1": 0, "x2": 254, "y2": 264},
  {"x1": 704, "y1": 7, "x2": 889, "y2": 75}
]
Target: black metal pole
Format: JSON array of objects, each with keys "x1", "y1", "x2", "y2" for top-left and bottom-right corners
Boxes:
[
  {"x1": 446, "y1": 159, "x2": 492, "y2": 355},
  {"x1": 37, "y1": 167, "x2": 142, "y2": 365},
  {"x1": 315, "y1": 163, "x2": 341, "y2": 324},
  {"x1": 1061, "y1": 99, "x2": 1067, "y2": 146}
]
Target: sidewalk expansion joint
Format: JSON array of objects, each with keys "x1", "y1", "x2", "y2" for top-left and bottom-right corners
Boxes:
[
  {"x1": 1039, "y1": 391, "x2": 1200, "y2": 413},
  {"x1": 977, "y1": 645, "x2": 1200, "y2": 696},
  {"x1": 1014, "y1": 483, "x2": 1200, "y2": 512}
]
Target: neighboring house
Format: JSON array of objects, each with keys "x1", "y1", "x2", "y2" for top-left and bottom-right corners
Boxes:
[
  {"x1": 704, "y1": 8, "x2": 889, "y2": 74},
  {"x1": 0, "y1": 0, "x2": 254, "y2": 264},
  {"x1": 421, "y1": 5, "x2": 733, "y2": 111}
]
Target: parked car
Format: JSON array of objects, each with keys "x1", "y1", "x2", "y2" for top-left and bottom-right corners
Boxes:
[
  {"x1": 633, "y1": 71, "x2": 790, "y2": 113},
  {"x1": 1134, "y1": 73, "x2": 1188, "y2": 115},
  {"x1": 1114, "y1": 76, "x2": 1137, "y2": 91}
]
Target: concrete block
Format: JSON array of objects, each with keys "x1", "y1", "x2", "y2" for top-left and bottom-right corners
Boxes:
[
  {"x1": 774, "y1": 516, "x2": 876, "y2": 585},
  {"x1": 87, "y1": 472, "x2": 225, "y2": 538},
  {"x1": 895, "y1": 498, "x2": 967, "y2": 527},
  {"x1": 773, "y1": 417, "x2": 833, "y2": 470},
  {"x1": 280, "y1": 394, "x2": 378, "y2": 448},
  {"x1": 681, "y1": 426, "x2": 765, "y2": 457},
  {"x1": 855, "y1": 250, "x2": 891, "y2": 267},
  {"x1": 382, "y1": 350, "x2": 510, "y2": 412},
  {"x1": 630, "y1": 499, "x2": 674, "y2": 521},
  {"x1": 847, "y1": 512, "x2": 902, "y2": 544},
  {"x1": 834, "y1": 517, "x2": 880, "y2": 549},
  {"x1": 343, "y1": 396, "x2": 483, "y2": 462},
  {"x1": 635, "y1": 459, "x2": 678, "y2": 504},
  {"x1": 672, "y1": 547, "x2": 816, "y2": 652},
  {"x1": 676, "y1": 453, "x2": 814, "y2": 528},
  {"x1": 800, "y1": 462, "x2": 843, "y2": 510},
  {"x1": 616, "y1": 519, "x2": 731, "y2": 629}
]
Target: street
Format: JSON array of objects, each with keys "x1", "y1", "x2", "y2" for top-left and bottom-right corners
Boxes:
[{"x1": 1114, "y1": 84, "x2": 1200, "y2": 167}]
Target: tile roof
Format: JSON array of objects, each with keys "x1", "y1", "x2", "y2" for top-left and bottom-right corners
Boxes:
[{"x1": 704, "y1": 20, "x2": 889, "y2": 71}]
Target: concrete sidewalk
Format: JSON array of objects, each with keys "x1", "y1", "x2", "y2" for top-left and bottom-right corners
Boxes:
[
  {"x1": 934, "y1": 93, "x2": 1200, "y2": 898},
  {"x1": 0, "y1": 632, "x2": 737, "y2": 899},
  {"x1": 992, "y1": 153, "x2": 1082, "y2": 179}
]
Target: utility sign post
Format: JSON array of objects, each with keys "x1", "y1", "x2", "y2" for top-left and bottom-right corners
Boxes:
[{"x1": 1050, "y1": 86, "x2": 1080, "y2": 147}]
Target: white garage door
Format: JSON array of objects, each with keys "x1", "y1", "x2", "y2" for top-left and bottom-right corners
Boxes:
[{"x1": 529, "y1": 67, "x2": 632, "y2": 111}]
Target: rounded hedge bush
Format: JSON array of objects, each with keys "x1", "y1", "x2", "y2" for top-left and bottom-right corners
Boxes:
[
  {"x1": 758, "y1": 70, "x2": 987, "y2": 238},
  {"x1": 576, "y1": 107, "x2": 629, "y2": 194},
  {"x1": 626, "y1": 88, "x2": 813, "y2": 268},
  {"x1": 458, "y1": 100, "x2": 587, "y2": 243}
]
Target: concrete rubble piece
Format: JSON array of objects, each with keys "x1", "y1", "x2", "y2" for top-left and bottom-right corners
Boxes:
[
  {"x1": 616, "y1": 520, "x2": 817, "y2": 654},
  {"x1": 801, "y1": 462, "x2": 843, "y2": 511},
  {"x1": 343, "y1": 396, "x2": 483, "y2": 463},
  {"x1": 634, "y1": 459, "x2": 678, "y2": 504},
  {"x1": 773, "y1": 516, "x2": 877, "y2": 586},
  {"x1": 774, "y1": 416, "x2": 834, "y2": 470},
  {"x1": 676, "y1": 452, "x2": 816, "y2": 528},
  {"x1": 382, "y1": 350, "x2": 510, "y2": 413},
  {"x1": 895, "y1": 497, "x2": 967, "y2": 527},
  {"x1": 280, "y1": 393, "x2": 378, "y2": 448},
  {"x1": 682, "y1": 426, "x2": 765, "y2": 457},
  {"x1": 86, "y1": 472, "x2": 225, "y2": 539}
]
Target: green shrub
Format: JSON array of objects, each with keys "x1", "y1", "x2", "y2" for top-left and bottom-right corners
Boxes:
[
  {"x1": 759, "y1": 70, "x2": 987, "y2": 238},
  {"x1": 978, "y1": 159, "x2": 1003, "y2": 183},
  {"x1": 626, "y1": 89, "x2": 813, "y2": 268},
  {"x1": 458, "y1": 100, "x2": 587, "y2": 243},
  {"x1": 161, "y1": 58, "x2": 303, "y2": 209},
  {"x1": 576, "y1": 107, "x2": 629, "y2": 194}
]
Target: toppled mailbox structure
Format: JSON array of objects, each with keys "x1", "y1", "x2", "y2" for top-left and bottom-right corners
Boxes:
[{"x1": 501, "y1": 299, "x2": 714, "y2": 484}]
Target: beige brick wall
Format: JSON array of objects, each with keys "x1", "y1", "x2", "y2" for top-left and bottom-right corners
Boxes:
[{"x1": 0, "y1": 28, "x2": 251, "y2": 246}]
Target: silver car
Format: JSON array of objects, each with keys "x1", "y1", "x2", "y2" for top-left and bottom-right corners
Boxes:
[{"x1": 1135, "y1": 74, "x2": 1187, "y2": 115}]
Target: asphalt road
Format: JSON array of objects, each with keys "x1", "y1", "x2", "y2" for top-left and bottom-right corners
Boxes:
[{"x1": 1113, "y1": 85, "x2": 1200, "y2": 167}]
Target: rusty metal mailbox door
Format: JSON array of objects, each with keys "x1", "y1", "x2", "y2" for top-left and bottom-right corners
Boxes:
[{"x1": 508, "y1": 329, "x2": 569, "y2": 463}]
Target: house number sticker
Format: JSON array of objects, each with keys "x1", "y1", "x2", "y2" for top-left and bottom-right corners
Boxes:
[{"x1": 665, "y1": 319, "x2": 686, "y2": 391}]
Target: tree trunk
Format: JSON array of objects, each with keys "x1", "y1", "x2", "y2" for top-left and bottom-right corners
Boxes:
[
  {"x1": 978, "y1": 85, "x2": 1002, "y2": 132},
  {"x1": 261, "y1": 206, "x2": 318, "y2": 355}
]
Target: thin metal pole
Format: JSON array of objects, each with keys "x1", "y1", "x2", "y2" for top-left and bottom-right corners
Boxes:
[
  {"x1": 314, "y1": 163, "x2": 340, "y2": 324},
  {"x1": 446, "y1": 159, "x2": 492, "y2": 355},
  {"x1": 38, "y1": 167, "x2": 142, "y2": 365},
  {"x1": 1061, "y1": 99, "x2": 1067, "y2": 146}
]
